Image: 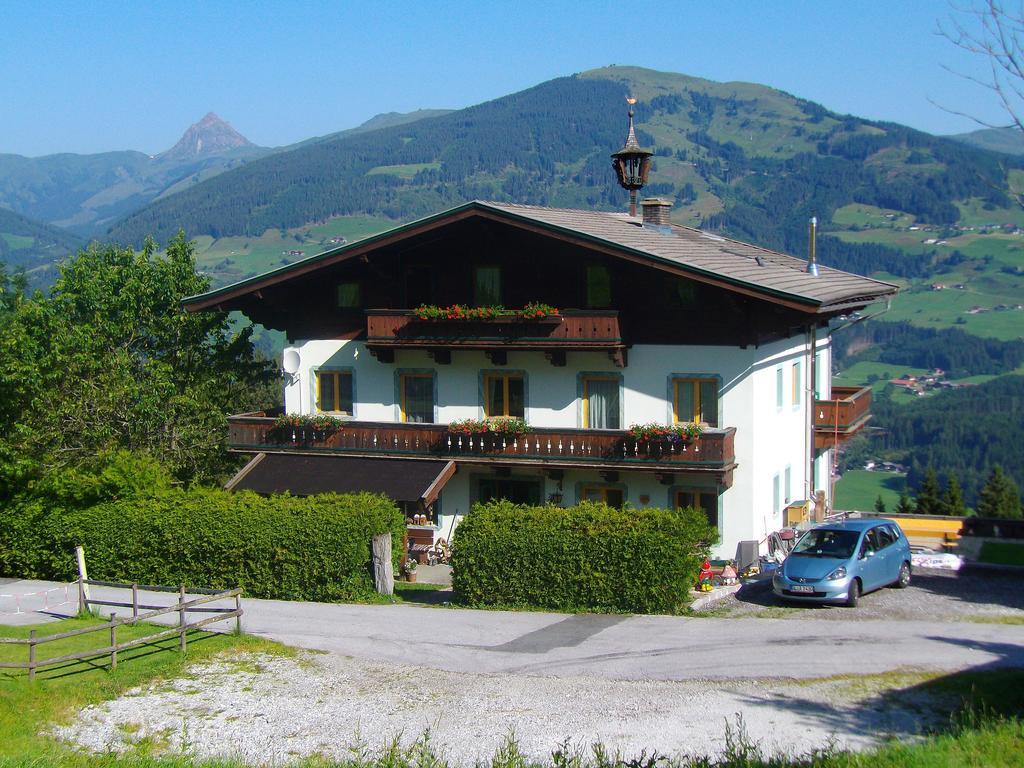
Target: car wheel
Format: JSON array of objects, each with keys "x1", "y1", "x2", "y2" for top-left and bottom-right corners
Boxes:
[
  {"x1": 895, "y1": 561, "x2": 911, "y2": 589},
  {"x1": 845, "y1": 578, "x2": 861, "y2": 608}
]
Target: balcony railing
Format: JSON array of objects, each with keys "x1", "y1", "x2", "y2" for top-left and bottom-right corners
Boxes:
[
  {"x1": 228, "y1": 413, "x2": 736, "y2": 482},
  {"x1": 365, "y1": 309, "x2": 625, "y2": 356},
  {"x1": 814, "y1": 385, "x2": 872, "y2": 448}
]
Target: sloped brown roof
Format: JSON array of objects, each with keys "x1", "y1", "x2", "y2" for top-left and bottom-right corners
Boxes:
[
  {"x1": 479, "y1": 202, "x2": 897, "y2": 310},
  {"x1": 184, "y1": 200, "x2": 897, "y2": 313},
  {"x1": 226, "y1": 453, "x2": 455, "y2": 506}
]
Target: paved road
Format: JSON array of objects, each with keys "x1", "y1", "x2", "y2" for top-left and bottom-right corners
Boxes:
[{"x1": 3, "y1": 579, "x2": 1023, "y2": 681}]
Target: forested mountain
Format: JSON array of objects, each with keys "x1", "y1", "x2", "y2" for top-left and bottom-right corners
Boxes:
[
  {"x1": 871, "y1": 376, "x2": 1024, "y2": 507},
  {"x1": 0, "y1": 208, "x2": 82, "y2": 286},
  {"x1": 107, "y1": 66, "x2": 1023, "y2": 282}
]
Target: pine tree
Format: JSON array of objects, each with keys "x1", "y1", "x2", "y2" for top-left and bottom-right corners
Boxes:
[
  {"x1": 895, "y1": 492, "x2": 915, "y2": 515},
  {"x1": 976, "y1": 466, "x2": 1023, "y2": 519},
  {"x1": 943, "y1": 474, "x2": 968, "y2": 517},
  {"x1": 915, "y1": 467, "x2": 943, "y2": 515},
  {"x1": 874, "y1": 495, "x2": 887, "y2": 513}
]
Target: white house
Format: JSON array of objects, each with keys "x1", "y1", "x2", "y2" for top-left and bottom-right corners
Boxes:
[{"x1": 185, "y1": 195, "x2": 893, "y2": 559}]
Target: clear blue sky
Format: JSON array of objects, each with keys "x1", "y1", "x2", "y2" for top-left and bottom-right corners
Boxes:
[{"x1": 0, "y1": 0, "x2": 1009, "y2": 156}]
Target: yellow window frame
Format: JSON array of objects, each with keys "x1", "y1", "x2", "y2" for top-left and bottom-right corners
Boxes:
[
  {"x1": 582, "y1": 485, "x2": 624, "y2": 507},
  {"x1": 582, "y1": 375, "x2": 619, "y2": 429},
  {"x1": 791, "y1": 361, "x2": 802, "y2": 406},
  {"x1": 316, "y1": 371, "x2": 352, "y2": 414},
  {"x1": 672, "y1": 377, "x2": 716, "y2": 425},
  {"x1": 400, "y1": 373, "x2": 434, "y2": 423},
  {"x1": 483, "y1": 373, "x2": 523, "y2": 419}
]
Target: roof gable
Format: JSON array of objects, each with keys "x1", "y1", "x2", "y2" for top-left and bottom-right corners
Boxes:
[{"x1": 183, "y1": 200, "x2": 897, "y2": 313}]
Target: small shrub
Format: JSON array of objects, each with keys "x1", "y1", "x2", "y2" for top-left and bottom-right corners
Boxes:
[
  {"x1": 451, "y1": 500, "x2": 714, "y2": 614},
  {"x1": 1, "y1": 488, "x2": 404, "y2": 602}
]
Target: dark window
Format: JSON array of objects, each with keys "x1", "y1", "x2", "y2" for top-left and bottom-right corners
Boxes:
[
  {"x1": 316, "y1": 371, "x2": 353, "y2": 414},
  {"x1": 401, "y1": 374, "x2": 434, "y2": 423},
  {"x1": 582, "y1": 376, "x2": 620, "y2": 429},
  {"x1": 875, "y1": 526, "x2": 896, "y2": 549},
  {"x1": 673, "y1": 378, "x2": 718, "y2": 426},
  {"x1": 474, "y1": 266, "x2": 502, "y2": 306},
  {"x1": 582, "y1": 486, "x2": 624, "y2": 508},
  {"x1": 484, "y1": 374, "x2": 525, "y2": 419},
  {"x1": 477, "y1": 478, "x2": 542, "y2": 505},
  {"x1": 336, "y1": 282, "x2": 361, "y2": 309},
  {"x1": 586, "y1": 265, "x2": 612, "y2": 307},
  {"x1": 675, "y1": 489, "x2": 718, "y2": 529}
]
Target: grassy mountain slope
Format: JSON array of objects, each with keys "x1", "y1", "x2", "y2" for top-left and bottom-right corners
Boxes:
[
  {"x1": 950, "y1": 125, "x2": 1024, "y2": 156},
  {"x1": 0, "y1": 207, "x2": 83, "y2": 286}
]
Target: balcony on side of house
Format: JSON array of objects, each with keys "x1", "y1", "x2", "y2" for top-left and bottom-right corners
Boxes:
[
  {"x1": 228, "y1": 413, "x2": 737, "y2": 486},
  {"x1": 814, "y1": 385, "x2": 872, "y2": 449},
  {"x1": 365, "y1": 309, "x2": 627, "y2": 365}
]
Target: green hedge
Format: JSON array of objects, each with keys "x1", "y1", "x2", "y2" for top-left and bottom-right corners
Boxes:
[
  {"x1": 0, "y1": 489, "x2": 405, "y2": 602},
  {"x1": 450, "y1": 500, "x2": 714, "y2": 614}
]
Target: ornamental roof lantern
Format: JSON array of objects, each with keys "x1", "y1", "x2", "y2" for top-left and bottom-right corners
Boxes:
[{"x1": 611, "y1": 97, "x2": 653, "y2": 217}]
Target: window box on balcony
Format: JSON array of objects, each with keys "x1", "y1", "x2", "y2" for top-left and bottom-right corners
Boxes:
[{"x1": 365, "y1": 309, "x2": 624, "y2": 355}]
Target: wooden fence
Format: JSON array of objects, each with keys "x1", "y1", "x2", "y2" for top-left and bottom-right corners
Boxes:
[{"x1": 0, "y1": 579, "x2": 242, "y2": 681}]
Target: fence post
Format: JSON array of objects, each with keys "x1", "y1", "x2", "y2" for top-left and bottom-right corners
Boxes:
[
  {"x1": 131, "y1": 584, "x2": 138, "y2": 620},
  {"x1": 77, "y1": 578, "x2": 86, "y2": 616},
  {"x1": 234, "y1": 592, "x2": 242, "y2": 635},
  {"x1": 109, "y1": 613, "x2": 117, "y2": 670},
  {"x1": 75, "y1": 546, "x2": 91, "y2": 613},
  {"x1": 28, "y1": 630, "x2": 36, "y2": 682},
  {"x1": 372, "y1": 533, "x2": 394, "y2": 595},
  {"x1": 179, "y1": 585, "x2": 187, "y2": 654}
]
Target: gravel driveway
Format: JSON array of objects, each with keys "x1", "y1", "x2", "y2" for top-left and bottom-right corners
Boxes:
[
  {"x1": 705, "y1": 567, "x2": 1024, "y2": 621},
  {"x1": 57, "y1": 651, "x2": 954, "y2": 766}
]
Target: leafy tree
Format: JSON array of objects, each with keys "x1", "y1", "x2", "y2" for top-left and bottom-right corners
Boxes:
[
  {"x1": 895, "y1": 492, "x2": 915, "y2": 515},
  {"x1": 914, "y1": 467, "x2": 944, "y2": 515},
  {"x1": 976, "y1": 465, "x2": 1023, "y2": 519},
  {"x1": 874, "y1": 494, "x2": 887, "y2": 513},
  {"x1": 943, "y1": 473, "x2": 968, "y2": 517},
  {"x1": 0, "y1": 233, "x2": 278, "y2": 494}
]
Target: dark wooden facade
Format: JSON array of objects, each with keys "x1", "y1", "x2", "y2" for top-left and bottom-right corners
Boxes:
[
  {"x1": 228, "y1": 412, "x2": 737, "y2": 487},
  {"x1": 227, "y1": 217, "x2": 827, "y2": 349}
]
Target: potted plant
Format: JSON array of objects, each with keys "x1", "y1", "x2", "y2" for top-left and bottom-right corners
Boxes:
[
  {"x1": 403, "y1": 557, "x2": 418, "y2": 583},
  {"x1": 628, "y1": 422, "x2": 703, "y2": 445}
]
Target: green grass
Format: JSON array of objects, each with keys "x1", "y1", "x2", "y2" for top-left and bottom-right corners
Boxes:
[
  {"x1": 834, "y1": 469, "x2": 907, "y2": 512},
  {"x1": 0, "y1": 616, "x2": 292, "y2": 762},
  {"x1": 0, "y1": 233, "x2": 34, "y2": 251},
  {"x1": 980, "y1": 541, "x2": 1024, "y2": 566},
  {"x1": 832, "y1": 362, "x2": 930, "y2": 394},
  {"x1": 366, "y1": 162, "x2": 440, "y2": 179}
]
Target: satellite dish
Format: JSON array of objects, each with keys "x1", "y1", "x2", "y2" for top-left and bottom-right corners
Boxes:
[{"x1": 282, "y1": 349, "x2": 300, "y2": 375}]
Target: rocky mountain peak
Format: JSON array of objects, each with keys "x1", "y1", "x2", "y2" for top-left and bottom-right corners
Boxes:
[{"x1": 159, "y1": 112, "x2": 254, "y2": 161}]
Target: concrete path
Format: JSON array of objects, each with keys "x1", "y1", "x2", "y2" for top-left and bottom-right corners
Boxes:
[{"x1": 3, "y1": 578, "x2": 1023, "y2": 681}]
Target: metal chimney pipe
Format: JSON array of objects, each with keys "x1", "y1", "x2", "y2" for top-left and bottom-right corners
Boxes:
[{"x1": 807, "y1": 216, "x2": 819, "y2": 276}]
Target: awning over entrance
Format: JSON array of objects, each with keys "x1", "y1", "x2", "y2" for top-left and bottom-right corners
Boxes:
[{"x1": 225, "y1": 453, "x2": 456, "y2": 507}]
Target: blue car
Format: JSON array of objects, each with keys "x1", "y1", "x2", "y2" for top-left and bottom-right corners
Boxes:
[{"x1": 772, "y1": 519, "x2": 912, "y2": 607}]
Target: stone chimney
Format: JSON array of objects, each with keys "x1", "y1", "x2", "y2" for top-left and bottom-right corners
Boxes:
[{"x1": 641, "y1": 198, "x2": 673, "y2": 228}]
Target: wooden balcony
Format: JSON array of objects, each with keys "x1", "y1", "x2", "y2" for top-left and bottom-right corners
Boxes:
[
  {"x1": 814, "y1": 385, "x2": 872, "y2": 449},
  {"x1": 365, "y1": 309, "x2": 627, "y2": 366},
  {"x1": 228, "y1": 413, "x2": 736, "y2": 485}
]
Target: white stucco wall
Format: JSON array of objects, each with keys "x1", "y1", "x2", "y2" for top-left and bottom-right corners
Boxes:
[{"x1": 283, "y1": 335, "x2": 832, "y2": 558}]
